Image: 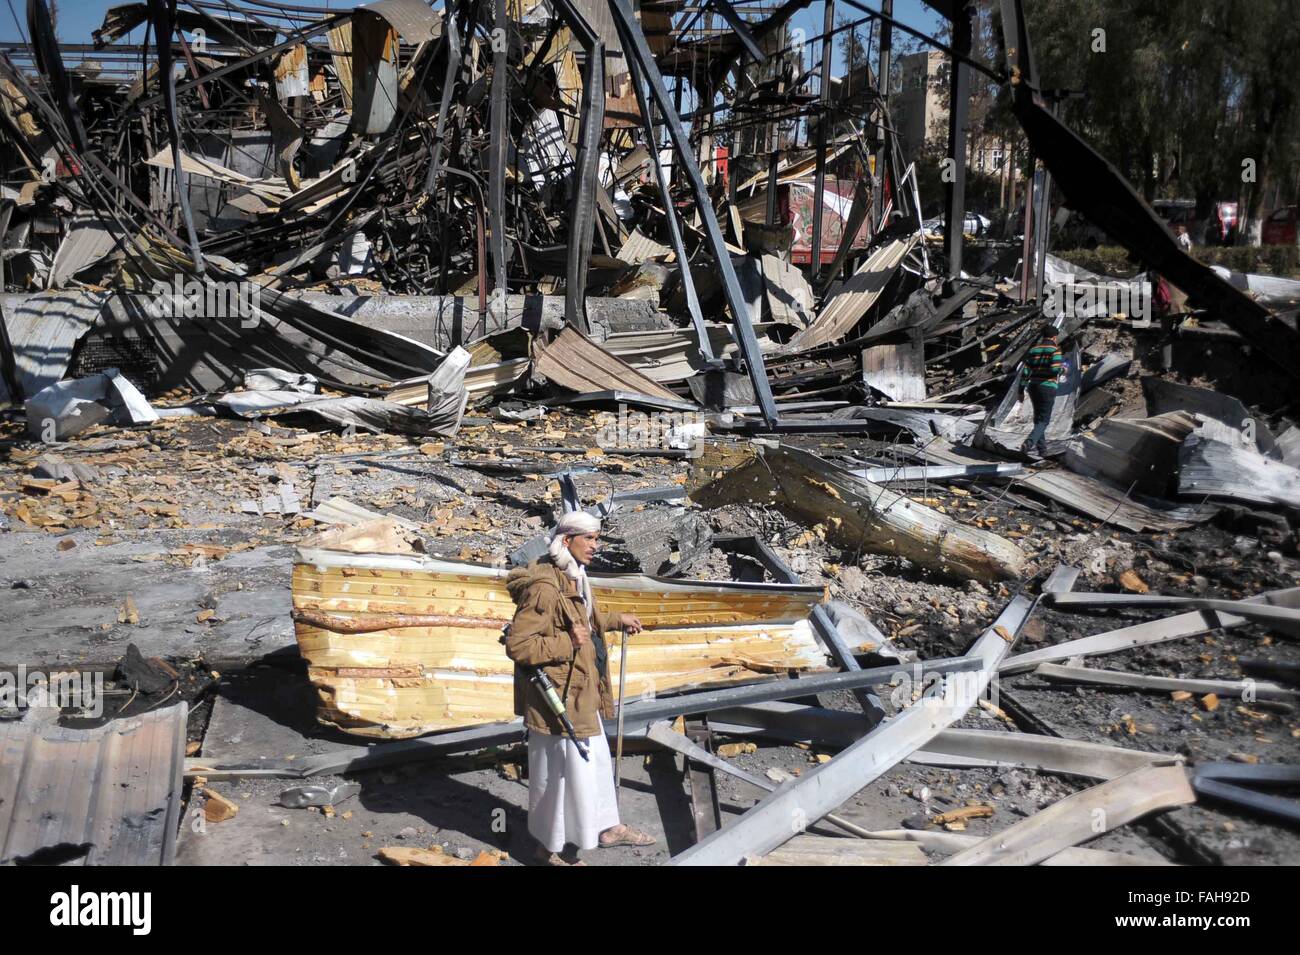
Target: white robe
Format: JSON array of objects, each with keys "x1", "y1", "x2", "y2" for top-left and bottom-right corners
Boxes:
[{"x1": 527, "y1": 731, "x2": 620, "y2": 852}]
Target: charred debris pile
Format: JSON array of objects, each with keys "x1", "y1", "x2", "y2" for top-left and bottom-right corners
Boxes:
[{"x1": 0, "y1": 0, "x2": 1298, "y2": 867}]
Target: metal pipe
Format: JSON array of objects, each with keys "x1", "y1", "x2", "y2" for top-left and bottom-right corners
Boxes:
[
  {"x1": 549, "y1": 0, "x2": 606, "y2": 336},
  {"x1": 486, "y1": 0, "x2": 510, "y2": 307},
  {"x1": 615, "y1": 627, "x2": 629, "y2": 805}
]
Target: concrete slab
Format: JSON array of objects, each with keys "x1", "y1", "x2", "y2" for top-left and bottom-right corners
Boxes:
[
  {"x1": 199, "y1": 666, "x2": 366, "y2": 763},
  {"x1": 0, "y1": 529, "x2": 294, "y2": 666},
  {"x1": 177, "y1": 754, "x2": 690, "y2": 866},
  {"x1": 178, "y1": 667, "x2": 690, "y2": 865}
]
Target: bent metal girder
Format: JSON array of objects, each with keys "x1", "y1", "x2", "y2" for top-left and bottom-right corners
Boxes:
[
  {"x1": 550, "y1": 0, "x2": 606, "y2": 337},
  {"x1": 608, "y1": 0, "x2": 780, "y2": 426},
  {"x1": 624, "y1": 49, "x2": 714, "y2": 363}
]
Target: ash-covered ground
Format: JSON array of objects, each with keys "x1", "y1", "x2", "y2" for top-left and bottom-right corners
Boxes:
[{"x1": 1, "y1": 407, "x2": 1297, "y2": 865}]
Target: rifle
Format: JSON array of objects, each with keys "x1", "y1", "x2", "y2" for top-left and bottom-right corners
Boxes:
[{"x1": 501, "y1": 625, "x2": 590, "y2": 761}]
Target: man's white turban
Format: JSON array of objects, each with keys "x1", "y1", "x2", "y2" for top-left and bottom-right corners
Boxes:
[
  {"x1": 548, "y1": 511, "x2": 602, "y2": 628},
  {"x1": 551, "y1": 510, "x2": 602, "y2": 539}
]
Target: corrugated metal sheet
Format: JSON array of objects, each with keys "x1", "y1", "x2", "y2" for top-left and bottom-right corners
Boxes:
[
  {"x1": 863, "y1": 334, "x2": 925, "y2": 403},
  {"x1": 1065, "y1": 411, "x2": 1198, "y2": 497},
  {"x1": 1179, "y1": 434, "x2": 1300, "y2": 509},
  {"x1": 785, "y1": 237, "x2": 916, "y2": 350},
  {"x1": 306, "y1": 495, "x2": 422, "y2": 529},
  {"x1": 50, "y1": 217, "x2": 120, "y2": 288},
  {"x1": 1209, "y1": 266, "x2": 1300, "y2": 308},
  {"x1": 274, "y1": 44, "x2": 310, "y2": 101},
  {"x1": 362, "y1": 0, "x2": 443, "y2": 42},
  {"x1": 762, "y1": 255, "x2": 813, "y2": 328},
  {"x1": 0, "y1": 289, "x2": 106, "y2": 403},
  {"x1": 1145, "y1": 378, "x2": 1274, "y2": 455},
  {"x1": 603, "y1": 326, "x2": 731, "y2": 383},
  {"x1": 618, "y1": 228, "x2": 670, "y2": 265},
  {"x1": 532, "y1": 326, "x2": 683, "y2": 402},
  {"x1": 386, "y1": 357, "x2": 529, "y2": 404},
  {"x1": 291, "y1": 538, "x2": 827, "y2": 738},
  {"x1": 918, "y1": 437, "x2": 1215, "y2": 533},
  {"x1": 351, "y1": 12, "x2": 400, "y2": 136},
  {"x1": 328, "y1": 23, "x2": 354, "y2": 111},
  {"x1": 0, "y1": 703, "x2": 187, "y2": 865},
  {"x1": 570, "y1": 0, "x2": 623, "y2": 59}
]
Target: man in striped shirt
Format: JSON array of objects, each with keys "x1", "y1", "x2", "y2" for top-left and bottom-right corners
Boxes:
[{"x1": 1019, "y1": 325, "x2": 1063, "y2": 458}]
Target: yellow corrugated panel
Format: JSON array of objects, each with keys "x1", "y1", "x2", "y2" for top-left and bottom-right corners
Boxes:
[{"x1": 291, "y1": 556, "x2": 828, "y2": 738}]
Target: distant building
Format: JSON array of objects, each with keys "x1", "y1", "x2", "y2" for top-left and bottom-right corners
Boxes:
[
  {"x1": 892, "y1": 51, "x2": 948, "y2": 159},
  {"x1": 892, "y1": 50, "x2": 1016, "y2": 182}
]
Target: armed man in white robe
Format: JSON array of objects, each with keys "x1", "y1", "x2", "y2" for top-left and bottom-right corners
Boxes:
[{"x1": 504, "y1": 510, "x2": 657, "y2": 865}]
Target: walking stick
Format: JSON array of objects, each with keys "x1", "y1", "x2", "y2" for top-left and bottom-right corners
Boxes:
[{"x1": 614, "y1": 626, "x2": 629, "y2": 806}]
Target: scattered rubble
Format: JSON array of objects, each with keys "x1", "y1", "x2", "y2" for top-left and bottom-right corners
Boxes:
[{"x1": 0, "y1": 0, "x2": 1296, "y2": 873}]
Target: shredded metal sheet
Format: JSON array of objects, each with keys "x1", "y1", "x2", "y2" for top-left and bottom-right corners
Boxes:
[{"x1": 0, "y1": 290, "x2": 105, "y2": 403}]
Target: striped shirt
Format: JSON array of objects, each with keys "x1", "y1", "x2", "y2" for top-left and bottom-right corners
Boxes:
[{"x1": 1021, "y1": 341, "x2": 1063, "y2": 389}]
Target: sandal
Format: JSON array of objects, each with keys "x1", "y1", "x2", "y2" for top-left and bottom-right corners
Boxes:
[
  {"x1": 599, "y1": 825, "x2": 656, "y2": 848},
  {"x1": 534, "y1": 846, "x2": 587, "y2": 866}
]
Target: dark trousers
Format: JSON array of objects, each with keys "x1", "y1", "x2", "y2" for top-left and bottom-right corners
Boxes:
[{"x1": 1023, "y1": 382, "x2": 1056, "y2": 454}]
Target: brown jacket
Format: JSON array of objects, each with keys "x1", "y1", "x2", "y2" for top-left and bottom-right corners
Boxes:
[{"x1": 504, "y1": 557, "x2": 622, "y2": 737}]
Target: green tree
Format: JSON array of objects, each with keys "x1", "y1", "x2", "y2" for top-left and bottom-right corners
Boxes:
[{"x1": 1014, "y1": 0, "x2": 1300, "y2": 243}]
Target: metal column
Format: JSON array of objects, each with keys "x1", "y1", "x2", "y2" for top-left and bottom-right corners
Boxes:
[
  {"x1": 765, "y1": 150, "x2": 780, "y2": 226},
  {"x1": 420, "y1": 0, "x2": 463, "y2": 200},
  {"x1": 1033, "y1": 156, "x2": 1053, "y2": 304},
  {"x1": 145, "y1": 0, "x2": 205, "y2": 273},
  {"x1": 0, "y1": 201, "x2": 20, "y2": 403},
  {"x1": 1019, "y1": 164, "x2": 1035, "y2": 303},
  {"x1": 809, "y1": 0, "x2": 834, "y2": 281},
  {"x1": 551, "y1": 0, "x2": 606, "y2": 335},
  {"x1": 683, "y1": 720, "x2": 723, "y2": 842},
  {"x1": 942, "y1": 1, "x2": 974, "y2": 280},
  {"x1": 486, "y1": 0, "x2": 510, "y2": 304},
  {"x1": 625, "y1": 57, "x2": 715, "y2": 363},
  {"x1": 873, "y1": 0, "x2": 893, "y2": 229}
]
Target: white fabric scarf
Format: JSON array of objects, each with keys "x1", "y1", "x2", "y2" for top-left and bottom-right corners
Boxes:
[{"x1": 549, "y1": 524, "x2": 598, "y2": 628}]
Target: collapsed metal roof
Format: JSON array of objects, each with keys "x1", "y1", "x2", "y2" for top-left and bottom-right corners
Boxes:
[{"x1": 0, "y1": 702, "x2": 188, "y2": 866}]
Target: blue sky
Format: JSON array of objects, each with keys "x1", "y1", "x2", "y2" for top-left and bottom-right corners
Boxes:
[
  {"x1": 786, "y1": 0, "x2": 946, "y2": 71},
  {"x1": 2, "y1": 0, "x2": 350, "y2": 44},
  {"x1": 10, "y1": 0, "x2": 945, "y2": 63}
]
